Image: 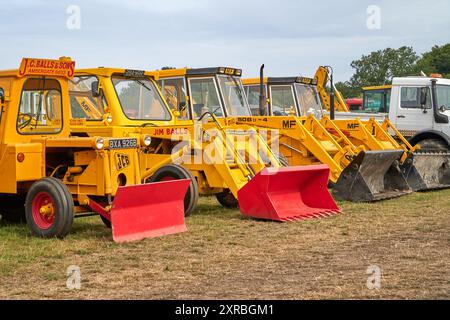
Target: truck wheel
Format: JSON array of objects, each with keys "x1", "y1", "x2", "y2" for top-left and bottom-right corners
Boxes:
[
  {"x1": 417, "y1": 139, "x2": 450, "y2": 152},
  {"x1": 25, "y1": 177, "x2": 74, "y2": 238},
  {"x1": 215, "y1": 189, "x2": 238, "y2": 209},
  {"x1": 149, "y1": 164, "x2": 199, "y2": 216}
]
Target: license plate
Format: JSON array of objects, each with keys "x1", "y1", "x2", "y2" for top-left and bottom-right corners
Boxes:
[{"x1": 108, "y1": 138, "x2": 137, "y2": 149}]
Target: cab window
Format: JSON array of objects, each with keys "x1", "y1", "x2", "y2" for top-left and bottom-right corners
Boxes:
[
  {"x1": 400, "y1": 87, "x2": 431, "y2": 109},
  {"x1": 364, "y1": 90, "x2": 383, "y2": 112},
  {"x1": 158, "y1": 77, "x2": 189, "y2": 119},
  {"x1": 245, "y1": 85, "x2": 264, "y2": 115},
  {"x1": 69, "y1": 76, "x2": 105, "y2": 120},
  {"x1": 188, "y1": 77, "x2": 223, "y2": 119},
  {"x1": 17, "y1": 78, "x2": 63, "y2": 134},
  {"x1": 112, "y1": 76, "x2": 171, "y2": 120},
  {"x1": 270, "y1": 85, "x2": 295, "y2": 116}
]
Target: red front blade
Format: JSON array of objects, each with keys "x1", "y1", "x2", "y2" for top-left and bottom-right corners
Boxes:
[
  {"x1": 111, "y1": 179, "x2": 190, "y2": 243},
  {"x1": 237, "y1": 165, "x2": 340, "y2": 221}
]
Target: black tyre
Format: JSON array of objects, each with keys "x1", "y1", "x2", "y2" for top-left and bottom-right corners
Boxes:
[
  {"x1": 148, "y1": 164, "x2": 199, "y2": 216},
  {"x1": 215, "y1": 189, "x2": 238, "y2": 209},
  {"x1": 0, "y1": 194, "x2": 26, "y2": 223},
  {"x1": 416, "y1": 139, "x2": 450, "y2": 152},
  {"x1": 25, "y1": 177, "x2": 74, "y2": 238}
]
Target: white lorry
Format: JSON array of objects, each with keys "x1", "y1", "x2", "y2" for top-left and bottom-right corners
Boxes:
[{"x1": 334, "y1": 76, "x2": 450, "y2": 151}]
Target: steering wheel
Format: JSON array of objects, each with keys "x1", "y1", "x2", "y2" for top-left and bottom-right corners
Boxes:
[{"x1": 17, "y1": 113, "x2": 34, "y2": 129}]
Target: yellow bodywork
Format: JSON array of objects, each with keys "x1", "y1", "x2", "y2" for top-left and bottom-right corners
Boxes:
[
  {"x1": 242, "y1": 75, "x2": 418, "y2": 166},
  {"x1": 69, "y1": 67, "x2": 280, "y2": 200},
  {"x1": 0, "y1": 58, "x2": 143, "y2": 214}
]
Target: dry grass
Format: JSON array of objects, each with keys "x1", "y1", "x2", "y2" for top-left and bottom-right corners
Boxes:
[{"x1": 0, "y1": 190, "x2": 449, "y2": 300}]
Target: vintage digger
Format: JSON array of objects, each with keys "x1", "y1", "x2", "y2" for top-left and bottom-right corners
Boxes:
[
  {"x1": 68, "y1": 67, "x2": 339, "y2": 221},
  {"x1": 0, "y1": 58, "x2": 190, "y2": 242},
  {"x1": 154, "y1": 66, "x2": 416, "y2": 202},
  {"x1": 313, "y1": 65, "x2": 450, "y2": 191}
]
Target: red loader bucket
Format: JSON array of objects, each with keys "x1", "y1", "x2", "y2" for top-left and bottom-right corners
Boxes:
[
  {"x1": 111, "y1": 179, "x2": 190, "y2": 243},
  {"x1": 237, "y1": 165, "x2": 340, "y2": 221}
]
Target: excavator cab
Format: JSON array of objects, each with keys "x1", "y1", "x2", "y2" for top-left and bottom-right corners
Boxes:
[{"x1": 155, "y1": 67, "x2": 339, "y2": 220}]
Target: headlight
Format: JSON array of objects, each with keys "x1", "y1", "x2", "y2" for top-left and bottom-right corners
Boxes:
[
  {"x1": 142, "y1": 135, "x2": 151, "y2": 146},
  {"x1": 106, "y1": 115, "x2": 113, "y2": 123},
  {"x1": 95, "y1": 138, "x2": 104, "y2": 149}
]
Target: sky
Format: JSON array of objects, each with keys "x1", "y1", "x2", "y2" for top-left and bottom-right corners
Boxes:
[{"x1": 0, "y1": 0, "x2": 449, "y2": 81}]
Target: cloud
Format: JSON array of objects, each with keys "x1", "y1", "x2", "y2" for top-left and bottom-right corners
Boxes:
[{"x1": 0, "y1": 0, "x2": 448, "y2": 81}]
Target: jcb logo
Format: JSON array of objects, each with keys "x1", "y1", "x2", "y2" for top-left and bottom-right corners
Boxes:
[
  {"x1": 282, "y1": 120, "x2": 296, "y2": 129},
  {"x1": 347, "y1": 123, "x2": 359, "y2": 130},
  {"x1": 115, "y1": 153, "x2": 130, "y2": 171}
]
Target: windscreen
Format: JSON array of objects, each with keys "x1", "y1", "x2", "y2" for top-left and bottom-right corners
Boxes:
[
  {"x1": 112, "y1": 76, "x2": 171, "y2": 120},
  {"x1": 217, "y1": 75, "x2": 251, "y2": 116}
]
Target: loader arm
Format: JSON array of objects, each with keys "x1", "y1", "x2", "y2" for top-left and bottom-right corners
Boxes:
[
  {"x1": 314, "y1": 66, "x2": 349, "y2": 112},
  {"x1": 235, "y1": 115, "x2": 353, "y2": 183}
]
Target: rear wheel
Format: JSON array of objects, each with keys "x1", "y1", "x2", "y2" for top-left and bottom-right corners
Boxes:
[
  {"x1": 215, "y1": 189, "x2": 238, "y2": 209},
  {"x1": 25, "y1": 177, "x2": 74, "y2": 238},
  {"x1": 149, "y1": 164, "x2": 199, "y2": 216}
]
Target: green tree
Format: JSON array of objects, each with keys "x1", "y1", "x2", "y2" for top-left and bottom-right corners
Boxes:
[
  {"x1": 335, "y1": 81, "x2": 361, "y2": 98},
  {"x1": 349, "y1": 46, "x2": 419, "y2": 87},
  {"x1": 415, "y1": 44, "x2": 450, "y2": 78}
]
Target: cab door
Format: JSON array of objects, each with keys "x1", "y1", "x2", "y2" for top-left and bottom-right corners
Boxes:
[{"x1": 393, "y1": 85, "x2": 434, "y2": 133}]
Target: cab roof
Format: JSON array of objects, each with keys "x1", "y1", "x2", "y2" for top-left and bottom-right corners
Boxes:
[
  {"x1": 242, "y1": 76, "x2": 317, "y2": 86},
  {"x1": 155, "y1": 67, "x2": 242, "y2": 78},
  {"x1": 75, "y1": 67, "x2": 157, "y2": 78}
]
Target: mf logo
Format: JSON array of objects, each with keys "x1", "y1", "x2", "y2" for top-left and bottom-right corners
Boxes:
[
  {"x1": 282, "y1": 120, "x2": 296, "y2": 129},
  {"x1": 115, "y1": 153, "x2": 130, "y2": 171},
  {"x1": 347, "y1": 123, "x2": 360, "y2": 130}
]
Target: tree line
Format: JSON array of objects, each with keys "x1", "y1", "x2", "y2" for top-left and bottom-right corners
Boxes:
[{"x1": 336, "y1": 43, "x2": 450, "y2": 97}]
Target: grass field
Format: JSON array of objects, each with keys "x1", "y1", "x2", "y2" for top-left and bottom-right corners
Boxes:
[{"x1": 0, "y1": 190, "x2": 449, "y2": 299}]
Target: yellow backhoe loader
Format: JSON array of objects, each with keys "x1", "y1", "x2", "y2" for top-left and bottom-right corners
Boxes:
[
  {"x1": 0, "y1": 58, "x2": 190, "y2": 242},
  {"x1": 68, "y1": 67, "x2": 339, "y2": 222}
]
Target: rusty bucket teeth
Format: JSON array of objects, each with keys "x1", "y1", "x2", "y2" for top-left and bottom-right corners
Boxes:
[{"x1": 237, "y1": 165, "x2": 340, "y2": 222}]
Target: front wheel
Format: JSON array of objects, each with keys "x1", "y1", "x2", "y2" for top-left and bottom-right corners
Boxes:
[
  {"x1": 215, "y1": 189, "x2": 238, "y2": 209},
  {"x1": 25, "y1": 177, "x2": 74, "y2": 238},
  {"x1": 148, "y1": 164, "x2": 199, "y2": 216}
]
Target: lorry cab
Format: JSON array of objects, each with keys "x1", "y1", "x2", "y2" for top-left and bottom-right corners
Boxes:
[{"x1": 387, "y1": 77, "x2": 450, "y2": 146}]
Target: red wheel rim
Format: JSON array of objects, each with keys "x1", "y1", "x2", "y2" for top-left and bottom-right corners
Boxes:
[
  {"x1": 160, "y1": 175, "x2": 175, "y2": 182},
  {"x1": 31, "y1": 192, "x2": 56, "y2": 230}
]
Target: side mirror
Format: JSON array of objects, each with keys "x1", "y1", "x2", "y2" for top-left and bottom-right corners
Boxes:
[
  {"x1": 0, "y1": 88, "x2": 4, "y2": 104},
  {"x1": 420, "y1": 87, "x2": 428, "y2": 105},
  {"x1": 91, "y1": 81, "x2": 101, "y2": 98}
]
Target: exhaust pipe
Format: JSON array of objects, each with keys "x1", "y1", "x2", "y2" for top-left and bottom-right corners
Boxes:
[
  {"x1": 326, "y1": 66, "x2": 335, "y2": 120},
  {"x1": 259, "y1": 64, "x2": 266, "y2": 116}
]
